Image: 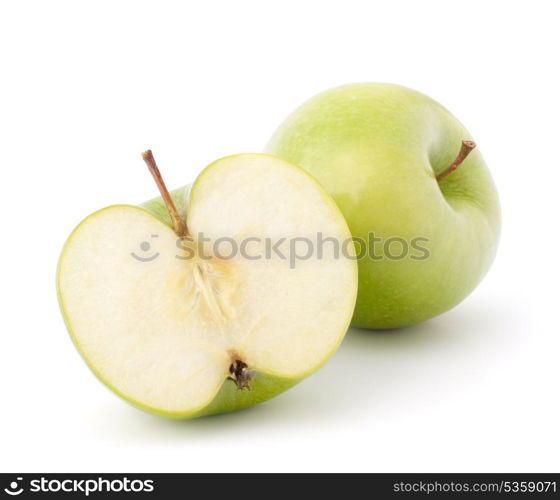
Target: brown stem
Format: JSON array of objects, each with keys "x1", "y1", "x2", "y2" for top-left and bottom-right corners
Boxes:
[
  {"x1": 436, "y1": 140, "x2": 476, "y2": 182},
  {"x1": 141, "y1": 150, "x2": 188, "y2": 237}
]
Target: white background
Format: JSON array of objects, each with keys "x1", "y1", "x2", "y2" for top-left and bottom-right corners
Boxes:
[{"x1": 1, "y1": 0, "x2": 558, "y2": 473}]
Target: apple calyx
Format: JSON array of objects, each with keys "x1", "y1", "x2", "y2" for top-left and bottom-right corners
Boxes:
[
  {"x1": 436, "y1": 140, "x2": 476, "y2": 182},
  {"x1": 228, "y1": 360, "x2": 255, "y2": 390},
  {"x1": 142, "y1": 150, "x2": 189, "y2": 237}
]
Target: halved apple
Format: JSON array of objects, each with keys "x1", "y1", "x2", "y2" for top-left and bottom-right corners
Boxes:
[{"x1": 57, "y1": 153, "x2": 357, "y2": 418}]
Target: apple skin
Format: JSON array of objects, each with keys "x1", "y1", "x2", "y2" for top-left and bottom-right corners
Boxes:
[{"x1": 266, "y1": 83, "x2": 501, "y2": 329}]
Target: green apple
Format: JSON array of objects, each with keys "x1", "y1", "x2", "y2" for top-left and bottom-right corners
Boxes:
[
  {"x1": 266, "y1": 83, "x2": 500, "y2": 329},
  {"x1": 57, "y1": 152, "x2": 357, "y2": 418}
]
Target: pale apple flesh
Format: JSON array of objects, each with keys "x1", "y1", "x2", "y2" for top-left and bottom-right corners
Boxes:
[
  {"x1": 266, "y1": 83, "x2": 501, "y2": 329},
  {"x1": 57, "y1": 154, "x2": 357, "y2": 417}
]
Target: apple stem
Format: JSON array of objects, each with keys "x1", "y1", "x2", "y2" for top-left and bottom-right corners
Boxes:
[
  {"x1": 141, "y1": 150, "x2": 189, "y2": 237},
  {"x1": 436, "y1": 140, "x2": 476, "y2": 182}
]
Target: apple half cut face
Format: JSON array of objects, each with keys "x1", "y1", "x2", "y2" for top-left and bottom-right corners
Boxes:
[{"x1": 57, "y1": 154, "x2": 357, "y2": 418}]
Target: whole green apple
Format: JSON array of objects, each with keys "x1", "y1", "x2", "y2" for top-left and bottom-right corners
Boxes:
[
  {"x1": 57, "y1": 152, "x2": 357, "y2": 417},
  {"x1": 266, "y1": 83, "x2": 500, "y2": 329}
]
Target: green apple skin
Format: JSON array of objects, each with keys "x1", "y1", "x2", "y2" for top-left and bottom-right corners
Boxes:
[{"x1": 266, "y1": 83, "x2": 501, "y2": 329}]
